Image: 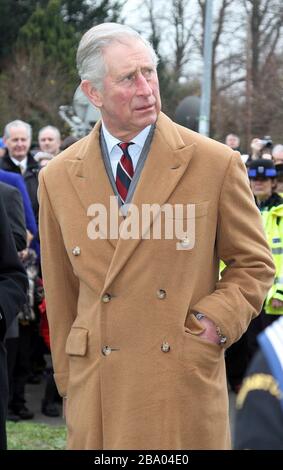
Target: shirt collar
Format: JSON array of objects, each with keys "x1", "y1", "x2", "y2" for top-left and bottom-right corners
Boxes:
[
  {"x1": 101, "y1": 121, "x2": 151, "y2": 155},
  {"x1": 10, "y1": 156, "x2": 28, "y2": 172}
]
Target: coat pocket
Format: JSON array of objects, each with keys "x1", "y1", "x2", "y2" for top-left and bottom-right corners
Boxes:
[
  {"x1": 169, "y1": 201, "x2": 210, "y2": 219},
  {"x1": 184, "y1": 312, "x2": 206, "y2": 335},
  {"x1": 65, "y1": 327, "x2": 88, "y2": 356}
]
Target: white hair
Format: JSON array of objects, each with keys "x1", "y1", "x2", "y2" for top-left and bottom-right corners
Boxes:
[
  {"x1": 38, "y1": 125, "x2": 61, "y2": 141},
  {"x1": 33, "y1": 151, "x2": 53, "y2": 162},
  {"x1": 4, "y1": 120, "x2": 32, "y2": 140},
  {"x1": 76, "y1": 22, "x2": 159, "y2": 91},
  {"x1": 273, "y1": 144, "x2": 283, "y2": 155}
]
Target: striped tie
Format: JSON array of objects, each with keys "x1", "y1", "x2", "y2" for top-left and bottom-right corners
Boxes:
[{"x1": 116, "y1": 142, "x2": 134, "y2": 203}]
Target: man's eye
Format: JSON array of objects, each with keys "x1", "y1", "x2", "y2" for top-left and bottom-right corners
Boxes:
[
  {"x1": 124, "y1": 74, "x2": 134, "y2": 82},
  {"x1": 143, "y1": 69, "x2": 153, "y2": 78}
]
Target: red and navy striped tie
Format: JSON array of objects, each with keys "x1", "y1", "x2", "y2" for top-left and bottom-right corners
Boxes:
[{"x1": 116, "y1": 142, "x2": 134, "y2": 203}]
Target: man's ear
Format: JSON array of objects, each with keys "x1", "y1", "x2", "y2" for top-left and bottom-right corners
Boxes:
[{"x1": 80, "y1": 80, "x2": 103, "y2": 108}]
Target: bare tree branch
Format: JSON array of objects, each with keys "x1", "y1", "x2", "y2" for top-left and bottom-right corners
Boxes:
[{"x1": 217, "y1": 76, "x2": 246, "y2": 93}]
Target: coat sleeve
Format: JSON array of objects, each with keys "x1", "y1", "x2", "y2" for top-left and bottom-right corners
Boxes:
[
  {"x1": 14, "y1": 175, "x2": 38, "y2": 237},
  {"x1": 0, "y1": 194, "x2": 28, "y2": 341},
  {"x1": 38, "y1": 170, "x2": 79, "y2": 396},
  {"x1": 191, "y1": 153, "x2": 275, "y2": 347},
  {"x1": 0, "y1": 184, "x2": 27, "y2": 252}
]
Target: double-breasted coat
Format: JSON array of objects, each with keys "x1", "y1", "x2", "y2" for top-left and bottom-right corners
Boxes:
[{"x1": 39, "y1": 112, "x2": 275, "y2": 449}]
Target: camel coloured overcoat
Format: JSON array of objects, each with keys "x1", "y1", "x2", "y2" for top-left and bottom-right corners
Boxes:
[{"x1": 39, "y1": 112, "x2": 274, "y2": 449}]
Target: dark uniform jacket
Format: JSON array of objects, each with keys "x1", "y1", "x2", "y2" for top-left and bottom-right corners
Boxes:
[
  {"x1": 0, "y1": 193, "x2": 28, "y2": 449},
  {"x1": 0, "y1": 182, "x2": 26, "y2": 251},
  {"x1": 235, "y1": 320, "x2": 283, "y2": 450}
]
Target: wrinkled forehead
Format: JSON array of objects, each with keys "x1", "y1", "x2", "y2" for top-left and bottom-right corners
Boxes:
[
  {"x1": 103, "y1": 37, "x2": 155, "y2": 66},
  {"x1": 39, "y1": 130, "x2": 58, "y2": 140},
  {"x1": 103, "y1": 35, "x2": 145, "y2": 52},
  {"x1": 8, "y1": 126, "x2": 30, "y2": 139}
]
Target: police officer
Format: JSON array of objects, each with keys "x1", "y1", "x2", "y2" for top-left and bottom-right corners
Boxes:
[
  {"x1": 226, "y1": 159, "x2": 283, "y2": 392},
  {"x1": 0, "y1": 194, "x2": 27, "y2": 448},
  {"x1": 234, "y1": 316, "x2": 283, "y2": 449},
  {"x1": 274, "y1": 162, "x2": 283, "y2": 197},
  {"x1": 247, "y1": 159, "x2": 283, "y2": 354}
]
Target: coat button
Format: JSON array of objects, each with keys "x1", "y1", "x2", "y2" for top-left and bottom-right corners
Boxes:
[
  {"x1": 180, "y1": 237, "x2": 190, "y2": 248},
  {"x1": 102, "y1": 346, "x2": 112, "y2": 356},
  {"x1": 161, "y1": 341, "x2": 170, "y2": 353},
  {"x1": 157, "y1": 289, "x2": 166, "y2": 299},
  {"x1": 72, "y1": 246, "x2": 81, "y2": 256},
  {"x1": 102, "y1": 293, "x2": 112, "y2": 303}
]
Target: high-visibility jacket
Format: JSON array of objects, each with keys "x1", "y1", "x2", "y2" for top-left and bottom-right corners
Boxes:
[{"x1": 261, "y1": 204, "x2": 283, "y2": 314}]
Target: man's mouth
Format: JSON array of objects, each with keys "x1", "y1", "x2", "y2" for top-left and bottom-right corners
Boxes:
[{"x1": 135, "y1": 103, "x2": 155, "y2": 111}]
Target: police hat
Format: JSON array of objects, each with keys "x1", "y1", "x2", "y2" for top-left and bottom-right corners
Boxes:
[{"x1": 248, "y1": 158, "x2": 277, "y2": 179}]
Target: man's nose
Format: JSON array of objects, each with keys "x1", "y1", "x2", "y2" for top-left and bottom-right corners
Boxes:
[{"x1": 136, "y1": 73, "x2": 152, "y2": 96}]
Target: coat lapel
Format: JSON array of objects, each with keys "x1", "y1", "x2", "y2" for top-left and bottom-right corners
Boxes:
[
  {"x1": 103, "y1": 113, "x2": 196, "y2": 291},
  {"x1": 64, "y1": 123, "x2": 121, "y2": 249}
]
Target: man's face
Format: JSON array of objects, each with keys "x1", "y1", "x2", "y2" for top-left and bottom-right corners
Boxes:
[
  {"x1": 4, "y1": 126, "x2": 31, "y2": 161},
  {"x1": 82, "y1": 38, "x2": 161, "y2": 140},
  {"x1": 273, "y1": 151, "x2": 283, "y2": 165},
  {"x1": 225, "y1": 135, "x2": 239, "y2": 150},
  {"x1": 39, "y1": 129, "x2": 60, "y2": 155},
  {"x1": 276, "y1": 175, "x2": 283, "y2": 193}
]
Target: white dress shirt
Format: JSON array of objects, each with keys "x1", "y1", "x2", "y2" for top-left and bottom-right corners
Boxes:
[
  {"x1": 10, "y1": 156, "x2": 28, "y2": 174},
  {"x1": 101, "y1": 122, "x2": 151, "y2": 179}
]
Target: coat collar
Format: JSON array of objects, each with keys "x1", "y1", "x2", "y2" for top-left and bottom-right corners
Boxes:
[
  {"x1": 103, "y1": 112, "x2": 196, "y2": 291},
  {"x1": 64, "y1": 122, "x2": 120, "y2": 249},
  {"x1": 1, "y1": 151, "x2": 38, "y2": 173},
  {"x1": 64, "y1": 112, "x2": 196, "y2": 289}
]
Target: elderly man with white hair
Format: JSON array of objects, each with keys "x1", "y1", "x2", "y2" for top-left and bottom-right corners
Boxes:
[
  {"x1": 38, "y1": 126, "x2": 61, "y2": 157},
  {"x1": 39, "y1": 22, "x2": 275, "y2": 450},
  {"x1": 272, "y1": 144, "x2": 283, "y2": 165},
  {"x1": 1, "y1": 120, "x2": 39, "y2": 223}
]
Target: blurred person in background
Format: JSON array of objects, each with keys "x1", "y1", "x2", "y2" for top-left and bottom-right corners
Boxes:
[
  {"x1": 0, "y1": 183, "x2": 26, "y2": 252},
  {"x1": 246, "y1": 159, "x2": 283, "y2": 354},
  {"x1": 34, "y1": 154, "x2": 61, "y2": 417},
  {"x1": 1, "y1": 120, "x2": 40, "y2": 224},
  {"x1": 224, "y1": 133, "x2": 249, "y2": 164},
  {"x1": 1, "y1": 119, "x2": 43, "y2": 402},
  {"x1": 272, "y1": 144, "x2": 283, "y2": 165},
  {"x1": 34, "y1": 151, "x2": 54, "y2": 169},
  {"x1": 234, "y1": 316, "x2": 283, "y2": 450},
  {"x1": 225, "y1": 133, "x2": 241, "y2": 152},
  {"x1": 0, "y1": 138, "x2": 6, "y2": 158},
  {"x1": 246, "y1": 136, "x2": 273, "y2": 166},
  {"x1": 0, "y1": 181, "x2": 30, "y2": 422},
  {"x1": 226, "y1": 159, "x2": 283, "y2": 393},
  {"x1": 272, "y1": 145, "x2": 283, "y2": 197},
  {"x1": 0, "y1": 168, "x2": 37, "y2": 243},
  {"x1": 38, "y1": 126, "x2": 61, "y2": 157},
  {"x1": 60, "y1": 135, "x2": 78, "y2": 151},
  {"x1": 274, "y1": 164, "x2": 283, "y2": 196},
  {"x1": 0, "y1": 193, "x2": 27, "y2": 448}
]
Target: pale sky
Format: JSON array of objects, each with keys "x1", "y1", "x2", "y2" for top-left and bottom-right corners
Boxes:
[{"x1": 121, "y1": 0, "x2": 145, "y2": 26}]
